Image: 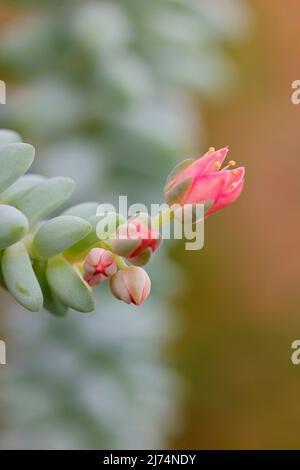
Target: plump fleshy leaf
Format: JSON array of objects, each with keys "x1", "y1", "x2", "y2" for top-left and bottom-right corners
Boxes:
[
  {"x1": 46, "y1": 256, "x2": 95, "y2": 313},
  {"x1": 64, "y1": 214, "x2": 121, "y2": 262},
  {"x1": 1, "y1": 242, "x2": 43, "y2": 312},
  {"x1": 33, "y1": 260, "x2": 68, "y2": 317},
  {"x1": 0, "y1": 204, "x2": 29, "y2": 249},
  {"x1": 15, "y1": 176, "x2": 75, "y2": 225},
  {"x1": 62, "y1": 202, "x2": 99, "y2": 220},
  {"x1": 0, "y1": 129, "x2": 22, "y2": 145},
  {"x1": 0, "y1": 174, "x2": 46, "y2": 205},
  {"x1": 32, "y1": 215, "x2": 92, "y2": 259},
  {"x1": 0, "y1": 143, "x2": 35, "y2": 194}
]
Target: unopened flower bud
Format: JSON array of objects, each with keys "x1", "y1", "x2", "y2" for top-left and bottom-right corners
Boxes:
[
  {"x1": 108, "y1": 213, "x2": 161, "y2": 266},
  {"x1": 83, "y1": 247, "x2": 117, "y2": 286},
  {"x1": 109, "y1": 266, "x2": 151, "y2": 306}
]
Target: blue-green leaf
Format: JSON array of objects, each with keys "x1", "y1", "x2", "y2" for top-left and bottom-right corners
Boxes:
[
  {"x1": 2, "y1": 242, "x2": 43, "y2": 312},
  {"x1": 0, "y1": 143, "x2": 35, "y2": 194},
  {"x1": 0, "y1": 129, "x2": 22, "y2": 145},
  {"x1": 0, "y1": 204, "x2": 29, "y2": 249},
  {"x1": 46, "y1": 256, "x2": 95, "y2": 313},
  {"x1": 0, "y1": 174, "x2": 46, "y2": 205},
  {"x1": 33, "y1": 260, "x2": 68, "y2": 317},
  {"x1": 32, "y1": 216, "x2": 92, "y2": 259},
  {"x1": 62, "y1": 202, "x2": 99, "y2": 220},
  {"x1": 15, "y1": 177, "x2": 75, "y2": 225}
]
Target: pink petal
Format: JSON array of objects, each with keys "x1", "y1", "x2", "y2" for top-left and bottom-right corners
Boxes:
[
  {"x1": 168, "y1": 147, "x2": 229, "y2": 191},
  {"x1": 123, "y1": 267, "x2": 144, "y2": 305},
  {"x1": 83, "y1": 260, "x2": 95, "y2": 274},
  {"x1": 206, "y1": 167, "x2": 245, "y2": 215},
  {"x1": 141, "y1": 272, "x2": 151, "y2": 302},
  {"x1": 101, "y1": 250, "x2": 115, "y2": 267},
  {"x1": 110, "y1": 271, "x2": 131, "y2": 304},
  {"x1": 183, "y1": 171, "x2": 228, "y2": 205},
  {"x1": 86, "y1": 248, "x2": 103, "y2": 267}
]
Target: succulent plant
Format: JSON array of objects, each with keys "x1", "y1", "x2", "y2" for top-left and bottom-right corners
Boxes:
[
  {"x1": 0, "y1": 128, "x2": 145, "y2": 315},
  {"x1": 0, "y1": 128, "x2": 245, "y2": 317},
  {"x1": 0, "y1": 130, "x2": 94, "y2": 315}
]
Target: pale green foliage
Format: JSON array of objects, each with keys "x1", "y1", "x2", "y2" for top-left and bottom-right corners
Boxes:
[
  {"x1": 15, "y1": 177, "x2": 75, "y2": 225},
  {"x1": 0, "y1": 205, "x2": 28, "y2": 249},
  {"x1": 46, "y1": 256, "x2": 95, "y2": 313},
  {"x1": 0, "y1": 132, "x2": 99, "y2": 315},
  {"x1": 2, "y1": 241, "x2": 43, "y2": 312},
  {"x1": 0, "y1": 143, "x2": 34, "y2": 194},
  {"x1": 32, "y1": 216, "x2": 92, "y2": 260}
]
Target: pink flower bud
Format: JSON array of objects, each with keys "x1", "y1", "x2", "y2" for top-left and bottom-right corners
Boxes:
[
  {"x1": 164, "y1": 147, "x2": 245, "y2": 216},
  {"x1": 83, "y1": 248, "x2": 117, "y2": 286},
  {"x1": 109, "y1": 266, "x2": 151, "y2": 306},
  {"x1": 109, "y1": 213, "x2": 161, "y2": 266}
]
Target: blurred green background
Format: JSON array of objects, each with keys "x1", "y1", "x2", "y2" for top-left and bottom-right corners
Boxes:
[{"x1": 0, "y1": 0, "x2": 299, "y2": 450}]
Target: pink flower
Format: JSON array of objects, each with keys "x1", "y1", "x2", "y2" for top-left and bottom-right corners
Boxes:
[
  {"x1": 164, "y1": 147, "x2": 245, "y2": 216},
  {"x1": 109, "y1": 266, "x2": 151, "y2": 306},
  {"x1": 109, "y1": 213, "x2": 161, "y2": 266},
  {"x1": 83, "y1": 248, "x2": 117, "y2": 286}
]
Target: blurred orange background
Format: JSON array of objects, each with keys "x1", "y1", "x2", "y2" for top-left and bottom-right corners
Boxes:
[{"x1": 174, "y1": 0, "x2": 300, "y2": 449}]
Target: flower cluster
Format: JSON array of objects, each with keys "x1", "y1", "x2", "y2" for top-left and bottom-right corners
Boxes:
[
  {"x1": 82, "y1": 213, "x2": 159, "y2": 305},
  {"x1": 81, "y1": 147, "x2": 245, "y2": 306}
]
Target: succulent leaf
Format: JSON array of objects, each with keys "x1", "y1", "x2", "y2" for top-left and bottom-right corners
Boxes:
[
  {"x1": 0, "y1": 129, "x2": 22, "y2": 145},
  {"x1": 63, "y1": 213, "x2": 125, "y2": 262},
  {"x1": 0, "y1": 143, "x2": 35, "y2": 194},
  {"x1": 33, "y1": 260, "x2": 68, "y2": 317},
  {"x1": 15, "y1": 176, "x2": 75, "y2": 225},
  {"x1": 0, "y1": 174, "x2": 46, "y2": 205},
  {"x1": 0, "y1": 204, "x2": 29, "y2": 249},
  {"x1": 1, "y1": 241, "x2": 43, "y2": 312},
  {"x1": 62, "y1": 202, "x2": 99, "y2": 220},
  {"x1": 46, "y1": 256, "x2": 95, "y2": 313},
  {"x1": 31, "y1": 215, "x2": 92, "y2": 260}
]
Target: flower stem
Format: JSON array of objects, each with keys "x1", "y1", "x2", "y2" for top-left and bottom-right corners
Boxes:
[{"x1": 114, "y1": 255, "x2": 128, "y2": 270}]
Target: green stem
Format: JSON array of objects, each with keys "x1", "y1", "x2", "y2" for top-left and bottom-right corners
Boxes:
[{"x1": 114, "y1": 255, "x2": 128, "y2": 270}]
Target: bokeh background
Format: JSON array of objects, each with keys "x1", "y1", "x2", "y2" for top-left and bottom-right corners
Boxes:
[{"x1": 0, "y1": 0, "x2": 299, "y2": 450}]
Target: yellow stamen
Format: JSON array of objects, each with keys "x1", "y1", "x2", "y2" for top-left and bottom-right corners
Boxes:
[
  {"x1": 223, "y1": 160, "x2": 236, "y2": 171},
  {"x1": 213, "y1": 161, "x2": 222, "y2": 170},
  {"x1": 232, "y1": 169, "x2": 239, "y2": 176},
  {"x1": 209, "y1": 147, "x2": 215, "y2": 152},
  {"x1": 231, "y1": 182, "x2": 238, "y2": 189}
]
